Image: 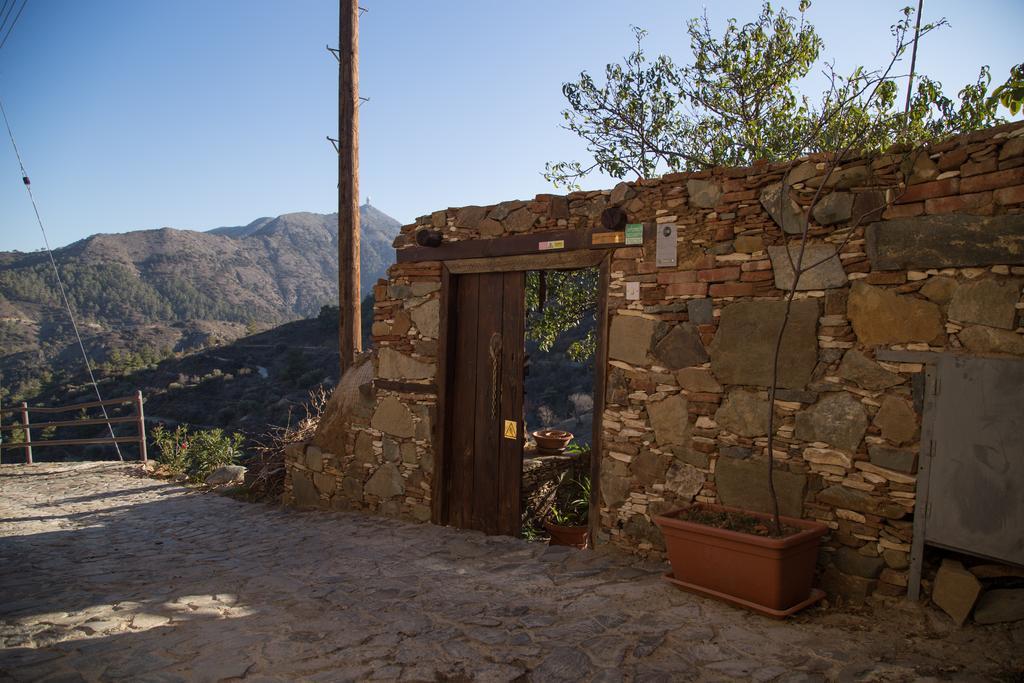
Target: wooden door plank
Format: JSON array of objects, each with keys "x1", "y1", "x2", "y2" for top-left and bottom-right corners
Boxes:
[
  {"x1": 448, "y1": 273, "x2": 480, "y2": 530},
  {"x1": 472, "y1": 271, "x2": 504, "y2": 534},
  {"x1": 589, "y1": 256, "x2": 611, "y2": 544},
  {"x1": 497, "y1": 270, "x2": 526, "y2": 537},
  {"x1": 431, "y1": 265, "x2": 454, "y2": 525}
]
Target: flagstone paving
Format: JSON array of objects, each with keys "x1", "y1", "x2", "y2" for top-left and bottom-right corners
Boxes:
[{"x1": 1, "y1": 462, "x2": 1021, "y2": 682}]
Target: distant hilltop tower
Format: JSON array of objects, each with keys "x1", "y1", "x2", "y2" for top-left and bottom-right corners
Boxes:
[{"x1": 364, "y1": 195, "x2": 371, "y2": 207}]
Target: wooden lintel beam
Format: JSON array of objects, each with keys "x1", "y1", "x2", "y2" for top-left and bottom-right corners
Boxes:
[
  {"x1": 395, "y1": 224, "x2": 655, "y2": 264},
  {"x1": 373, "y1": 379, "x2": 438, "y2": 395}
]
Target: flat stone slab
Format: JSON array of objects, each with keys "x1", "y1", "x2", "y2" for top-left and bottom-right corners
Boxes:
[
  {"x1": 866, "y1": 214, "x2": 1024, "y2": 270},
  {"x1": 710, "y1": 299, "x2": 819, "y2": 389},
  {"x1": 768, "y1": 245, "x2": 848, "y2": 290},
  {"x1": 0, "y1": 462, "x2": 1020, "y2": 680}
]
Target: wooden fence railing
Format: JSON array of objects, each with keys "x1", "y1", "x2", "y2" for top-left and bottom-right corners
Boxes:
[{"x1": 0, "y1": 391, "x2": 146, "y2": 464}]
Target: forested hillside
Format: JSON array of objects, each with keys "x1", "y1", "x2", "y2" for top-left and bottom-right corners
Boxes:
[{"x1": 0, "y1": 205, "x2": 400, "y2": 402}]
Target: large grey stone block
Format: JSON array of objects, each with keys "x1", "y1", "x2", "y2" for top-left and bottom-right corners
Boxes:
[
  {"x1": 847, "y1": 282, "x2": 944, "y2": 346},
  {"x1": 837, "y1": 349, "x2": 906, "y2": 391},
  {"x1": 760, "y1": 182, "x2": 806, "y2": 234},
  {"x1": 974, "y1": 589, "x2": 1024, "y2": 625},
  {"x1": 958, "y1": 325, "x2": 1024, "y2": 355},
  {"x1": 795, "y1": 392, "x2": 868, "y2": 452},
  {"x1": 378, "y1": 347, "x2": 435, "y2": 380},
  {"x1": 409, "y1": 299, "x2": 440, "y2": 338},
  {"x1": 609, "y1": 315, "x2": 658, "y2": 366},
  {"x1": 816, "y1": 485, "x2": 906, "y2": 519},
  {"x1": 768, "y1": 245, "x2": 847, "y2": 290},
  {"x1": 947, "y1": 279, "x2": 1020, "y2": 330},
  {"x1": 714, "y1": 390, "x2": 770, "y2": 437},
  {"x1": 933, "y1": 559, "x2": 982, "y2": 626},
  {"x1": 291, "y1": 470, "x2": 321, "y2": 508},
  {"x1": 687, "y1": 179, "x2": 722, "y2": 208},
  {"x1": 710, "y1": 300, "x2": 819, "y2": 389},
  {"x1": 371, "y1": 396, "x2": 416, "y2": 438},
  {"x1": 715, "y1": 456, "x2": 806, "y2": 518},
  {"x1": 646, "y1": 394, "x2": 690, "y2": 446},
  {"x1": 866, "y1": 214, "x2": 1024, "y2": 270},
  {"x1": 651, "y1": 323, "x2": 709, "y2": 369},
  {"x1": 364, "y1": 463, "x2": 405, "y2": 500}
]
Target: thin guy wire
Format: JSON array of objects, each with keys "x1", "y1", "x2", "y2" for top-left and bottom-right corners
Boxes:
[
  {"x1": 0, "y1": 0, "x2": 27, "y2": 51},
  {"x1": 0, "y1": 96, "x2": 124, "y2": 460},
  {"x1": 0, "y1": 0, "x2": 13, "y2": 36},
  {"x1": 0, "y1": 0, "x2": 15, "y2": 38}
]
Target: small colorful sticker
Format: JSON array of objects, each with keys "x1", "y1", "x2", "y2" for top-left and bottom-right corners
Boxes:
[
  {"x1": 503, "y1": 420, "x2": 518, "y2": 439},
  {"x1": 538, "y1": 240, "x2": 565, "y2": 251},
  {"x1": 624, "y1": 223, "x2": 643, "y2": 245}
]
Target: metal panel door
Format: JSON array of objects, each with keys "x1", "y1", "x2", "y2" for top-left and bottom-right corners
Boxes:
[
  {"x1": 927, "y1": 355, "x2": 1024, "y2": 566},
  {"x1": 443, "y1": 271, "x2": 525, "y2": 536}
]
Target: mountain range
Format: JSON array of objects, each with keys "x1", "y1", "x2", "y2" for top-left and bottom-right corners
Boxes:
[{"x1": 0, "y1": 204, "x2": 401, "y2": 400}]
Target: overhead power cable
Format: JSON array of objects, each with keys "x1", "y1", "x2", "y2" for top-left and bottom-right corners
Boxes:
[
  {"x1": 0, "y1": 96, "x2": 124, "y2": 460},
  {"x1": 0, "y1": 0, "x2": 16, "y2": 37},
  {"x1": 0, "y1": 0, "x2": 27, "y2": 52}
]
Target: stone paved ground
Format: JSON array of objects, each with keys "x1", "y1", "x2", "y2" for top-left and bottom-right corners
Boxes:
[{"x1": 1, "y1": 463, "x2": 1021, "y2": 682}]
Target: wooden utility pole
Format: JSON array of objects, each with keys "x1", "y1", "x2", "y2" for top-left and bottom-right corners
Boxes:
[
  {"x1": 338, "y1": 0, "x2": 361, "y2": 373},
  {"x1": 904, "y1": 0, "x2": 924, "y2": 115}
]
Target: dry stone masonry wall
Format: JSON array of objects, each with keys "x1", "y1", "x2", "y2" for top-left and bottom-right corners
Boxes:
[{"x1": 284, "y1": 121, "x2": 1024, "y2": 601}]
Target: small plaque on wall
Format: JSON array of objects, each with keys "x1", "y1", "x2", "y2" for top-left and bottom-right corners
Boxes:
[
  {"x1": 656, "y1": 223, "x2": 677, "y2": 267},
  {"x1": 626, "y1": 281, "x2": 640, "y2": 300},
  {"x1": 624, "y1": 223, "x2": 644, "y2": 246},
  {"x1": 592, "y1": 231, "x2": 625, "y2": 246}
]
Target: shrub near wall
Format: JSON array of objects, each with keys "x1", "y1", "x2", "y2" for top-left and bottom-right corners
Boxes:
[{"x1": 285, "y1": 121, "x2": 1024, "y2": 601}]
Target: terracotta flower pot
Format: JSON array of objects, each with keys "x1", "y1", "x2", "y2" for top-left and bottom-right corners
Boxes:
[
  {"x1": 653, "y1": 503, "x2": 827, "y2": 618},
  {"x1": 544, "y1": 520, "x2": 589, "y2": 549},
  {"x1": 532, "y1": 429, "x2": 573, "y2": 452}
]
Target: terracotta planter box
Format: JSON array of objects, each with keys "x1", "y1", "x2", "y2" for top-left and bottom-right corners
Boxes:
[
  {"x1": 653, "y1": 503, "x2": 827, "y2": 618},
  {"x1": 544, "y1": 520, "x2": 589, "y2": 549}
]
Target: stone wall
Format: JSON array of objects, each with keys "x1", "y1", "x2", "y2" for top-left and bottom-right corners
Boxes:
[{"x1": 284, "y1": 121, "x2": 1024, "y2": 600}]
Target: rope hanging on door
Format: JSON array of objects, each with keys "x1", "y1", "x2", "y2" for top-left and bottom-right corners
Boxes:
[{"x1": 489, "y1": 334, "x2": 502, "y2": 419}]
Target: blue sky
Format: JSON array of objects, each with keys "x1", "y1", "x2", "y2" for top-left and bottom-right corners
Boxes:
[{"x1": 0, "y1": 1, "x2": 1020, "y2": 252}]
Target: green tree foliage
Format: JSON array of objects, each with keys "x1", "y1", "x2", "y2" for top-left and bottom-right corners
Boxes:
[
  {"x1": 526, "y1": 269, "x2": 598, "y2": 361},
  {"x1": 151, "y1": 424, "x2": 242, "y2": 483},
  {"x1": 100, "y1": 346, "x2": 172, "y2": 378},
  {"x1": 537, "y1": 2, "x2": 1019, "y2": 356},
  {"x1": 545, "y1": 2, "x2": 1012, "y2": 188},
  {"x1": 988, "y1": 64, "x2": 1024, "y2": 116}
]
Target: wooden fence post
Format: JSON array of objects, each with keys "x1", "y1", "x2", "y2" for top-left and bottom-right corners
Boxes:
[
  {"x1": 135, "y1": 390, "x2": 147, "y2": 462},
  {"x1": 20, "y1": 402, "x2": 32, "y2": 464}
]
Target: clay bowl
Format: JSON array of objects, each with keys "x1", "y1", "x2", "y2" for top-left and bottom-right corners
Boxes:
[{"x1": 532, "y1": 429, "x2": 574, "y2": 452}]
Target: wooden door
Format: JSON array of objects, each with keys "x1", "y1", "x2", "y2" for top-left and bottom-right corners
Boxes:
[{"x1": 443, "y1": 271, "x2": 525, "y2": 536}]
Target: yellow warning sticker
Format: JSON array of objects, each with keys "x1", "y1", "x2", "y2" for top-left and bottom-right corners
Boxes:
[
  {"x1": 503, "y1": 420, "x2": 518, "y2": 439},
  {"x1": 538, "y1": 240, "x2": 565, "y2": 251}
]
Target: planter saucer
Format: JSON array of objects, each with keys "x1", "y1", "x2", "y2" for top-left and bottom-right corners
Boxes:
[{"x1": 662, "y1": 572, "x2": 825, "y2": 619}]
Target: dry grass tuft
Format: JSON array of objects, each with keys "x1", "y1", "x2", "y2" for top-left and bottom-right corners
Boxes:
[{"x1": 247, "y1": 386, "x2": 330, "y2": 500}]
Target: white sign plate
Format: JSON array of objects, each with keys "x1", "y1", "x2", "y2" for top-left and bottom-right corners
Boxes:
[
  {"x1": 656, "y1": 223, "x2": 677, "y2": 267},
  {"x1": 626, "y1": 281, "x2": 640, "y2": 300}
]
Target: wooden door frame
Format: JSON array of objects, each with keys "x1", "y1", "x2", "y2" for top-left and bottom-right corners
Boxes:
[{"x1": 431, "y1": 250, "x2": 612, "y2": 540}]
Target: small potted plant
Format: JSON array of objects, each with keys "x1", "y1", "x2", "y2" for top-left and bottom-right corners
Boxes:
[
  {"x1": 532, "y1": 429, "x2": 574, "y2": 455},
  {"x1": 544, "y1": 472, "x2": 591, "y2": 549}
]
